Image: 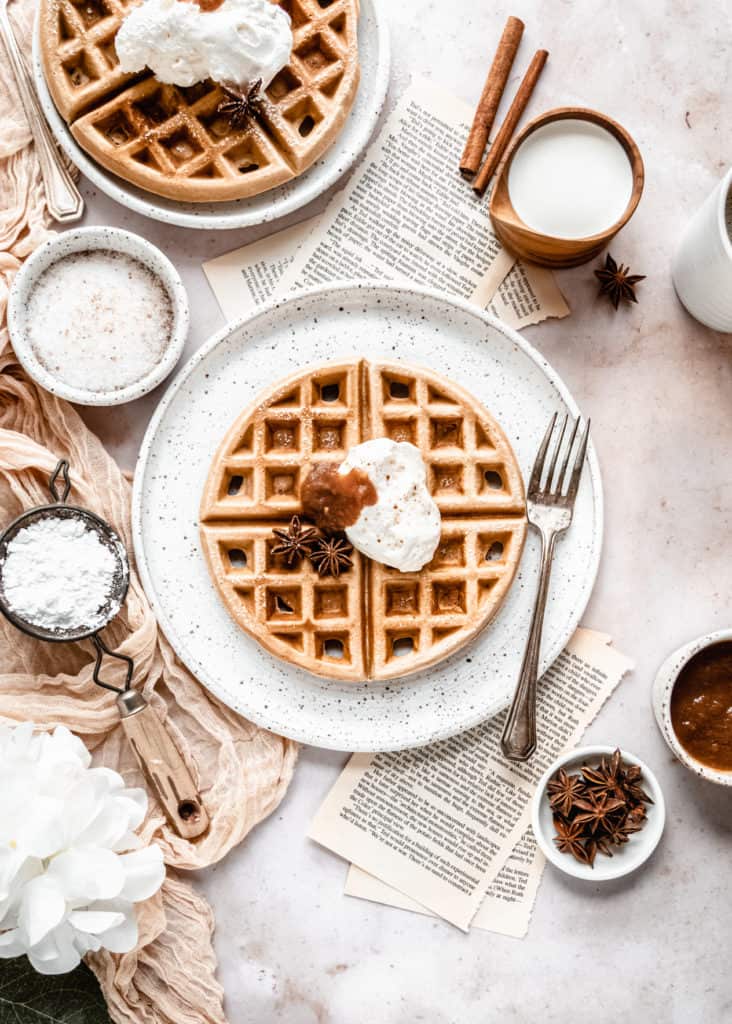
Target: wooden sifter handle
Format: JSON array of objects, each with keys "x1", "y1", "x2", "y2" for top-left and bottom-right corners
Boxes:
[{"x1": 117, "y1": 690, "x2": 209, "y2": 840}]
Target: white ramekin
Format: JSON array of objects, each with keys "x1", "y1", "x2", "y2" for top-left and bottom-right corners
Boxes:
[
  {"x1": 532, "y1": 745, "x2": 666, "y2": 881},
  {"x1": 652, "y1": 629, "x2": 732, "y2": 787},
  {"x1": 7, "y1": 226, "x2": 189, "y2": 406}
]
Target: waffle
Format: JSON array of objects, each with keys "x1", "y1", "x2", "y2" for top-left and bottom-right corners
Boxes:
[
  {"x1": 200, "y1": 360, "x2": 527, "y2": 682},
  {"x1": 38, "y1": 0, "x2": 360, "y2": 202}
]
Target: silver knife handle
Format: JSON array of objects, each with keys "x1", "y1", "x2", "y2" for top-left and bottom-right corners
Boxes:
[{"x1": 0, "y1": 9, "x2": 84, "y2": 223}]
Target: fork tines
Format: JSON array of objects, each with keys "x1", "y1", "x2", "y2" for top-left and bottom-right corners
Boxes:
[{"x1": 529, "y1": 413, "x2": 590, "y2": 502}]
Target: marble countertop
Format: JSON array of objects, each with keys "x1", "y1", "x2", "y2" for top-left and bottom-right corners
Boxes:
[{"x1": 69, "y1": 1, "x2": 731, "y2": 1020}]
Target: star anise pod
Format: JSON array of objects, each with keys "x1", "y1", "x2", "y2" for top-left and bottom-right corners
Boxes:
[
  {"x1": 623, "y1": 779, "x2": 654, "y2": 806},
  {"x1": 547, "y1": 768, "x2": 585, "y2": 817},
  {"x1": 272, "y1": 516, "x2": 318, "y2": 565},
  {"x1": 553, "y1": 817, "x2": 590, "y2": 864},
  {"x1": 218, "y1": 79, "x2": 263, "y2": 130},
  {"x1": 573, "y1": 791, "x2": 626, "y2": 835},
  {"x1": 309, "y1": 534, "x2": 353, "y2": 577},
  {"x1": 594, "y1": 253, "x2": 646, "y2": 309}
]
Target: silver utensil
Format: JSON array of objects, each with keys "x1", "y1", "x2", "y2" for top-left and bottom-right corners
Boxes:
[
  {"x1": 0, "y1": 0, "x2": 84, "y2": 222},
  {"x1": 501, "y1": 413, "x2": 591, "y2": 762}
]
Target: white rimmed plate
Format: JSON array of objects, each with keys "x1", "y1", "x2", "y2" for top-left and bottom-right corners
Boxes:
[
  {"x1": 132, "y1": 282, "x2": 603, "y2": 751},
  {"x1": 32, "y1": 0, "x2": 390, "y2": 230}
]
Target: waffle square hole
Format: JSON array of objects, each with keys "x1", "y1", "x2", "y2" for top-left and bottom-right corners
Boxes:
[
  {"x1": 267, "y1": 66, "x2": 302, "y2": 101},
  {"x1": 98, "y1": 39, "x2": 121, "y2": 69},
  {"x1": 430, "y1": 418, "x2": 464, "y2": 449},
  {"x1": 385, "y1": 583, "x2": 419, "y2": 617},
  {"x1": 429, "y1": 535, "x2": 466, "y2": 569},
  {"x1": 64, "y1": 51, "x2": 100, "y2": 90},
  {"x1": 314, "y1": 586, "x2": 348, "y2": 619},
  {"x1": 479, "y1": 467, "x2": 505, "y2": 493},
  {"x1": 427, "y1": 385, "x2": 460, "y2": 406},
  {"x1": 71, "y1": 0, "x2": 112, "y2": 27},
  {"x1": 316, "y1": 633, "x2": 351, "y2": 662},
  {"x1": 224, "y1": 139, "x2": 263, "y2": 175},
  {"x1": 314, "y1": 420, "x2": 345, "y2": 452},
  {"x1": 224, "y1": 469, "x2": 253, "y2": 500},
  {"x1": 312, "y1": 374, "x2": 347, "y2": 406},
  {"x1": 265, "y1": 467, "x2": 299, "y2": 500},
  {"x1": 201, "y1": 109, "x2": 234, "y2": 141},
  {"x1": 319, "y1": 68, "x2": 345, "y2": 98},
  {"x1": 385, "y1": 419, "x2": 417, "y2": 445},
  {"x1": 431, "y1": 464, "x2": 464, "y2": 495},
  {"x1": 475, "y1": 421, "x2": 496, "y2": 450},
  {"x1": 387, "y1": 631, "x2": 418, "y2": 660},
  {"x1": 295, "y1": 32, "x2": 339, "y2": 73},
  {"x1": 159, "y1": 128, "x2": 203, "y2": 166},
  {"x1": 178, "y1": 83, "x2": 211, "y2": 105},
  {"x1": 480, "y1": 534, "x2": 508, "y2": 563},
  {"x1": 284, "y1": 97, "x2": 324, "y2": 138},
  {"x1": 432, "y1": 582, "x2": 466, "y2": 616},
  {"x1": 94, "y1": 109, "x2": 136, "y2": 145},
  {"x1": 382, "y1": 374, "x2": 415, "y2": 404},
  {"x1": 134, "y1": 91, "x2": 178, "y2": 127},
  {"x1": 130, "y1": 147, "x2": 163, "y2": 172},
  {"x1": 266, "y1": 587, "x2": 302, "y2": 621},
  {"x1": 265, "y1": 420, "x2": 300, "y2": 453},
  {"x1": 225, "y1": 545, "x2": 251, "y2": 571}
]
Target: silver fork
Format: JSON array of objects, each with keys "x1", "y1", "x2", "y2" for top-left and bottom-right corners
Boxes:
[
  {"x1": 0, "y1": 0, "x2": 84, "y2": 222},
  {"x1": 501, "y1": 413, "x2": 591, "y2": 762}
]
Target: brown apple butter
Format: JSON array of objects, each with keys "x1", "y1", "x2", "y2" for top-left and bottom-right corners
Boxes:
[
  {"x1": 670, "y1": 641, "x2": 732, "y2": 772},
  {"x1": 301, "y1": 463, "x2": 377, "y2": 532}
]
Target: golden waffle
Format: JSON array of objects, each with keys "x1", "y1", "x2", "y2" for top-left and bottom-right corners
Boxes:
[
  {"x1": 200, "y1": 360, "x2": 527, "y2": 682},
  {"x1": 38, "y1": 0, "x2": 360, "y2": 202}
]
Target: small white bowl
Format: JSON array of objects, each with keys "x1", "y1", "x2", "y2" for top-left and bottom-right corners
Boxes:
[
  {"x1": 7, "y1": 226, "x2": 189, "y2": 406},
  {"x1": 532, "y1": 745, "x2": 665, "y2": 881},
  {"x1": 652, "y1": 629, "x2": 732, "y2": 787}
]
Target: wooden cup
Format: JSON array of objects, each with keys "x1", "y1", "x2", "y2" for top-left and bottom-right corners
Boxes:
[{"x1": 489, "y1": 107, "x2": 644, "y2": 268}]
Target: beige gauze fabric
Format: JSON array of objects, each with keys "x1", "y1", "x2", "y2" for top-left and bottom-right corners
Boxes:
[{"x1": 0, "y1": 2, "x2": 298, "y2": 1021}]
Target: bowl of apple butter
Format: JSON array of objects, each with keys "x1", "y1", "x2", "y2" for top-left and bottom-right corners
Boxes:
[{"x1": 653, "y1": 630, "x2": 732, "y2": 785}]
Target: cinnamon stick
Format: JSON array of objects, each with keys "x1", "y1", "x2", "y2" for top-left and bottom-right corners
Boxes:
[
  {"x1": 473, "y1": 49, "x2": 549, "y2": 196},
  {"x1": 459, "y1": 15, "x2": 524, "y2": 177}
]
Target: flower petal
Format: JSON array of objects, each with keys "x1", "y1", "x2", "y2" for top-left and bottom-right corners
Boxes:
[
  {"x1": 67, "y1": 910, "x2": 125, "y2": 935},
  {"x1": 47, "y1": 847, "x2": 124, "y2": 902},
  {"x1": 91, "y1": 904, "x2": 138, "y2": 954},
  {"x1": 18, "y1": 875, "x2": 66, "y2": 946},
  {"x1": 27, "y1": 923, "x2": 81, "y2": 975},
  {"x1": 118, "y1": 846, "x2": 165, "y2": 903}
]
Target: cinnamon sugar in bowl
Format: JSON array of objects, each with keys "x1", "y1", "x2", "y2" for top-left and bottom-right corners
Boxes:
[{"x1": 8, "y1": 227, "x2": 189, "y2": 406}]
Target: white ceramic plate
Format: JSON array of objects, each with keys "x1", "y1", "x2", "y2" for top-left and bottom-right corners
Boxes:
[
  {"x1": 132, "y1": 282, "x2": 603, "y2": 751},
  {"x1": 32, "y1": 0, "x2": 390, "y2": 230}
]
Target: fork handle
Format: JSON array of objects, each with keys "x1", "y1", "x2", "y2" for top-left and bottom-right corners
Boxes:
[
  {"x1": 501, "y1": 530, "x2": 557, "y2": 761},
  {"x1": 0, "y1": 8, "x2": 84, "y2": 222}
]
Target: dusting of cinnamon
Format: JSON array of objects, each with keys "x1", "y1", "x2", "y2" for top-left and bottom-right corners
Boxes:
[
  {"x1": 301, "y1": 463, "x2": 377, "y2": 532},
  {"x1": 670, "y1": 642, "x2": 732, "y2": 772}
]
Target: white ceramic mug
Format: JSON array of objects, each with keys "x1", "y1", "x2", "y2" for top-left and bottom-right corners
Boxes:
[
  {"x1": 652, "y1": 629, "x2": 732, "y2": 787},
  {"x1": 672, "y1": 167, "x2": 732, "y2": 332}
]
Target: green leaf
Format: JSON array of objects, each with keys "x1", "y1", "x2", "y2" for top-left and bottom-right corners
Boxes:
[{"x1": 0, "y1": 957, "x2": 112, "y2": 1024}]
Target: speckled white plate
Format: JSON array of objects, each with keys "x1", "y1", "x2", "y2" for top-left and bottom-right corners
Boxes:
[
  {"x1": 132, "y1": 282, "x2": 603, "y2": 751},
  {"x1": 32, "y1": 0, "x2": 390, "y2": 230}
]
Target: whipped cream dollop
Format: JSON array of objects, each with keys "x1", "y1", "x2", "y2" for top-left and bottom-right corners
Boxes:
[
  {"x1": 115, "y1": 0, "x2": 293, "y2": 91},
  {"x1": 339, "y1": 439, "x2": 442, "y2": 573}
]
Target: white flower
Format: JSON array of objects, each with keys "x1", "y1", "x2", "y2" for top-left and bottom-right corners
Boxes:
[{"x1": 0, "y1": 722, "x2": 165, "y2": 975}]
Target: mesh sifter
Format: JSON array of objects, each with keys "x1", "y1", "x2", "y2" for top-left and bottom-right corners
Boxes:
[{"x1": 0, "y1": 460, "x2": 208, "y2": 840}]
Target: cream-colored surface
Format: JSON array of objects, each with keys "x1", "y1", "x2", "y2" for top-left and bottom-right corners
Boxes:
[
  {"x1": 200, "y1": 358, "x2": 526, "y2": 681},
  {"x1": 4, "y1": 0, "x2": 732, "y2": 1020},
  {"x1": 38, "y1": 0, "x2": 360, "y2": 202}
]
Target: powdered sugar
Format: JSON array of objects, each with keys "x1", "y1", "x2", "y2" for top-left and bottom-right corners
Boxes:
[
  {"x1": 25, "y1": 250, "x2": 173, "y2": 393},
  {"x1": 1, "y1": 516, "x2": 120, "y2": 632}
]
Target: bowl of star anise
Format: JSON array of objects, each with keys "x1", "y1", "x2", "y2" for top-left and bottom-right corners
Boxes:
[{"x1": 532, "y1": 746, "x2": 665, "y2": 880}]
